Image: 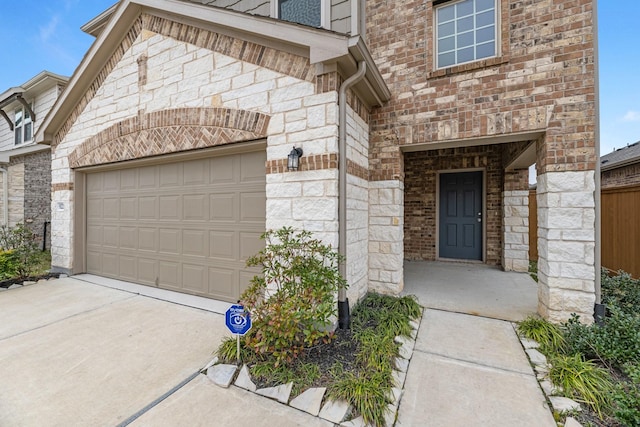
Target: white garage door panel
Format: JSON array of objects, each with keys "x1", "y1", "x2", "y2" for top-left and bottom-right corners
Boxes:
[{"x1": 85, "y1": 151, "x2": 266, "y2": 302}]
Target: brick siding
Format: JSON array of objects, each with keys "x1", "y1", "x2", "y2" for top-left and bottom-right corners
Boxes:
[{"x1": 601, "y1": 163, "x2": 640, "y2": 189}]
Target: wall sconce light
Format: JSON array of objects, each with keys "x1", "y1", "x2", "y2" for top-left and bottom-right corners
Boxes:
[{"x1": 287, "y1": 146, "x2": 303, "y2": 171}]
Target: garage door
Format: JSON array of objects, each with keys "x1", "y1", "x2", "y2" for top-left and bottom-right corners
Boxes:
[{"x1": 85, "y1": 150, "x2": 265, "y2": 302}]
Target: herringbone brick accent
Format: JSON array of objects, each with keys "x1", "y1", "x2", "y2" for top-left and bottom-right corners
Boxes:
[{"x1": 69, "y1": 107, "x2": 269, "y2": 168}]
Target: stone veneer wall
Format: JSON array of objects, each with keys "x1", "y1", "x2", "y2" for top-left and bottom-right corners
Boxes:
[
  {"x1": 502, "y1": 169, "x2": 529, "y2": 272},
  {"x1": 51, "y1": 14, "x2": 340, "y2": 273},
  {"x1": 6, "y1": 161, "x2": 24, "y2": 228},
  {"x1": 403, "y1": 145, "x2": 504, "y2": 265},
  {"x1": 601, "y1": 163, "x2": 640, "y2": 189},
  {"x1": 537, "y1": 171, "x2": 596, "y2": 323}
]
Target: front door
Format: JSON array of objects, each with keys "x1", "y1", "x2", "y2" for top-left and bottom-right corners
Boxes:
[{"x1": 439, "y1": 171, "x2": 483, "y2": 260}]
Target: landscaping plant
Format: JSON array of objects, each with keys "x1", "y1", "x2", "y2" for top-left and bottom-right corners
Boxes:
[
  {"x1": 516, "y1": 315, "x2": 566, "y2": 353},
  {"x1": 238, "y1": 227, "x2": 347, "y2": 366},
  {"x1": 0, "y1": 223, "x2": 43, "y2": 279}
]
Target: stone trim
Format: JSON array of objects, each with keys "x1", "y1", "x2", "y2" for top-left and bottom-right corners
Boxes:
[
  {"x1": 315, "y1": 71, "x2": 369, "y2": 123},
  {"x1": 52, "y1": 182, "x2": 74, "y2": 192},
  {"x1": 54, "y1": 13, "x2": 313, "y2": 147},
  {"x1": 69, "y1": 108, "x2": 270, "y2": 168}
]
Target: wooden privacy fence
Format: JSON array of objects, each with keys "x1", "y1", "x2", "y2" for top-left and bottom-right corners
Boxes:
[{"x1": 528, "y1": 185, "x2": 640, "y2": 278}]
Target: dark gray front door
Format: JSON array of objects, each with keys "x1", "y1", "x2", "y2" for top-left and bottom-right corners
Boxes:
[{"x1": 439, "y1": 171, "x2": 483, "y2": 260}]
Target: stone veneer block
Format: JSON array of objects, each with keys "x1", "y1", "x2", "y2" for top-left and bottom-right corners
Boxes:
[
  {"x1": 255, "y1": 382, "x2": 293, "y2": 404},
  {"x1": 392, "y1": 369, "x2": 407, "y2": 388},
  {"x1": 564, "y1": 417, "x2": 583, "y2": 427},
  {"x1": 520, "y1": 338, "x2": 540, "y2": 349},
  {"x1": 234, "y1": 364, "x2": 257, "y2": 392},
  {"x1": 22, "y1": 281, "x2": 37, "y2": 286},
  {"x1": 8, "y1": 284, "x2": 22, "y2": 290},
  {"x1": 319, "y1": 399, "x2": 351, "y2": 424},
  {"x1": 207, "y1": 364, "x2": 237, "y2": 388},
  {"x1": 289, "y1": 387, "x2": 326, "y2": 416},
  {"x1": 549, "y1": 396, "x2": 581, "y2": 413},
  {"x1": 395, "y1": 357, "x2": 409, "y2": 373},
  {"x1": 525, "y1": 348, "x2": 547, "y2": 368},
  {"x1": 395, "y1": 336, "x2": 415, "y2": 360}
]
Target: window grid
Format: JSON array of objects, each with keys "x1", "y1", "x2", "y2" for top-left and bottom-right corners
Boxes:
[
  {"x1": 14, "y1": 105, "x2": 33, "y2": 146},
  {"x1": 436, "y1": 0, "x2": 497, "y2": 69}
]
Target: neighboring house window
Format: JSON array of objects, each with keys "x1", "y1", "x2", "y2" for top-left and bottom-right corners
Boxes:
[
  {"x1": 278, "y1": 0, "x2": 322, "y2": 27},
  {"x1": 435, "y1": 0, "x2": 497, "y2": 69},
  {"x1": 14, "y1": 105, "x2": 33, "y2": 145}
]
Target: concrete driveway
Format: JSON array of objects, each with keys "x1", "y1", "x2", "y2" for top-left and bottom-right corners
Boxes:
[{"x1": 0, "y1": 277, "x2": 327, "y2": 427}]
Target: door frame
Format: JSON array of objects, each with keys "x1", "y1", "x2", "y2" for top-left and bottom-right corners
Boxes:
[{"x1": 435, "y1": 168, "x2": 486, "y2": 262}]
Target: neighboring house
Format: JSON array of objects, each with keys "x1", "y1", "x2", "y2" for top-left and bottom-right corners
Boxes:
[
  {"x1": 37, "y1": 0, "x2": 597, "y2": 323},
  {"x1": 601, "y1": 142, "x2": 640, "y2": 189},
  {"x1": 0, "y1": 71, "x2": 68, "y2": 245}
]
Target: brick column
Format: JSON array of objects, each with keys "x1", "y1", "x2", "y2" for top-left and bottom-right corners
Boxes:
[
  {"x1": 537, "y1": 171, "x2": 596, "y2": 323},
  {"x1": 502, "y1": 169, "x2": 530, "y2": 272}
]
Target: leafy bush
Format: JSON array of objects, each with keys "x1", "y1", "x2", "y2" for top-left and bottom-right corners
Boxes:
[
  {"x1": 517, "y1": 316, "x2": 566, "y2": 353},
  {"x1": 0, "y1": 224, "x2": 43, "y2": 279},
  {"x1": 548, "y1": 353, "x2": 613, "y2": 418},
  {"x1": 611, "y1": 364, "x2": 640, "y2": 427},
  {"x1": 601, "y1": 268, "x2": 640, "y2": 315},
  {"x1": 239, "y1": 227, "x2": 347, "y2": 366},
  {"x1": 328, "y1": 370, "x2": 392, "y2": 427},
  {"x1": 0, "y1": 250, "x2": 20, "y2": 279},
  {"x1": 564, "y1": 308, "x2": 640, "y2": 368}
]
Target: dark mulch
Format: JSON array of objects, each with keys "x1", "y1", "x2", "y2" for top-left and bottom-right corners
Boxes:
[
  {"x1": 0, "y1": 273, "x2": 61, "y2": 289},
  {"x1": 250, "y1": 327, "x2": 361, "y2": 391}
]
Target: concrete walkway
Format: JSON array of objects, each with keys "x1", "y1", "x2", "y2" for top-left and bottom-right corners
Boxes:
[{"x1": 0, "y1": 274, "x2": 555, "y2": 426}]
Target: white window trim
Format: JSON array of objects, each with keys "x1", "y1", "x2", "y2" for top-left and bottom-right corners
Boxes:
[
  {"x1": 434, "y1": 0, "x2": 499, "y2": 70},
  {"x1": 14, "y1": 103, "x2": 33, "y2": 146},
  {"x1": 271, "y1": 0, "x2": 330, "y2": 30}
]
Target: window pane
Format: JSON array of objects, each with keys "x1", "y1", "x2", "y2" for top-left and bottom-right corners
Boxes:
[
  {"x1": 438, "y1": 21, "x2": 455, "y2": 37},
  {"x1": 458, "y1": 46, "x2": 474, "y2": 63},
  {"x1": 438, "y1": 52, "x2": 456, "y2": 68},
  {"x1": 279, "y1": 0, "x2": 321, "y2": 27},
  {"x1": 15, "y1": 110, "x2": 22, "y2": 128},
  {"x1": 456, "y1": 0, "x2": 474, "y2": 17},
  {"x1": 457, "y1": 31, "x2": 474, "y2": 48},
  {"x1": 457, "y1": 16, "x2": 473, "y2": 32},
  {"x1": 15, "y1": 127, "x2": 22, "y2": 145},
  {"x1": 438, "y1": 36, "x2": 455, "y2": 53},
  {"x1": 476, "y1": 0, "x2": 494, "y2": 12},
  {"x1": 24, "y1": 122, "x2": 32, "y2": 142},
  {"x1": 437, "y1": 5, "x2": 455, "y2": 22},
  {"x1": 476, "y1": 25, "x2": 495, "y2": 43},
  {"x1": 476, "y1": 41, "x2": 495, "y2": 59},
  {"x1": 476, "y1": 10, "x2": 494, "y2": 27}
]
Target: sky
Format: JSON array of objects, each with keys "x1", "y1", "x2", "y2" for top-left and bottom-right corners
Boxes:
[{"x1": 0, "y1": 1, "x2": 636, "y2": 157}]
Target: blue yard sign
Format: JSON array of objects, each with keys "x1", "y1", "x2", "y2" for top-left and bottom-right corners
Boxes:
[{"x1": 225, "y1": 304, "x2": 252, "y2": 336}]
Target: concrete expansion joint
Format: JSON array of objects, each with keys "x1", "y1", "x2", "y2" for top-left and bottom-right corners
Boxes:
[{"x1": 419, "y1": 350, "x2": 536, "y2": 378}]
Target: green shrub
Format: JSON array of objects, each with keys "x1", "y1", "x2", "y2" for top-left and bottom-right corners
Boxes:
[
  {"x1": 611, "y1": 366, "x2": 640, "y2": 427},
  {"x1": 548, "y1": 353, "x2": 613, "y2": 418},
  {"x1": 601, "y1": 269, "x2": 640, "y2": 315},
  {"x1": 564, "y1": 309, "x2": 640, "y2": 368},
  {"x1": 0, "y1": 224, "x2": 43, "y2": 279},
  {"x1": 328, "y1": 370, "x2": 392, "y2": 427},
  {"x1": 517, "y1": 316, "x2": 566, "y2": 353},
  {"x1": 0, "y1": 250, "x2": 20, "y2": 280},
  {"x1": 239, "y1": 227, "x2": 347, "y2": 366}
]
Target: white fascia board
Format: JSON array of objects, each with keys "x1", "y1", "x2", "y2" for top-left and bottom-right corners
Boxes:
[{"x1": 0, "y1": 144, "x2": 50, "y2": 163}]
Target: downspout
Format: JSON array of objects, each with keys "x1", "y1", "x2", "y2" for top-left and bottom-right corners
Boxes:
[
  {"x1": 0, "y1": 167, "x2": 8, "y2": 227},
  {"x1": 592, "y1": 0, "x2": 604, "y2": 324},
  {"x1": 338, "y1": 60, "x2": 367, "y2": 329}
]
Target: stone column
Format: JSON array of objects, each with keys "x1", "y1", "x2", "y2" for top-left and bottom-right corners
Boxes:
[
  {"x1": 502, "y1": 169, "x2": 530, "y2": 272},
  {"x1": 369, "y1": 180, "x2": 404, "y2": 294},
  {"x1": 537, "y1": 171, "x2": 596, "y2": 323}
]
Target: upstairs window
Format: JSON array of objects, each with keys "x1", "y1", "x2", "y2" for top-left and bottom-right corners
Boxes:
[
  {"x1": 14, "y1": 105, "x2": 33, "y2": 145},
  {"x1": 435, "y1": 0, "x2": 497, "y2": 69},
  {"x1": 278, "y1": 0, "x2": 322, "y2": 27}
]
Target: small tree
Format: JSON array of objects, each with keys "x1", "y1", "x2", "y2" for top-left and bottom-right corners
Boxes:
[
  {"x1": 240, "y1": 227, "x2": 347, "y2": 366},
  {"x1": 0, "y1": 223, "x2": 43, "y2": 279}
]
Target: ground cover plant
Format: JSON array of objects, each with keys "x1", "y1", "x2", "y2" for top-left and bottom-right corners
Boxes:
[
  {"x1": 517, "y1": 269, "x2": 640, "y2": 427},
  {"x1": 215, "y1": 227, "x2": 422, "y2": 427}
]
